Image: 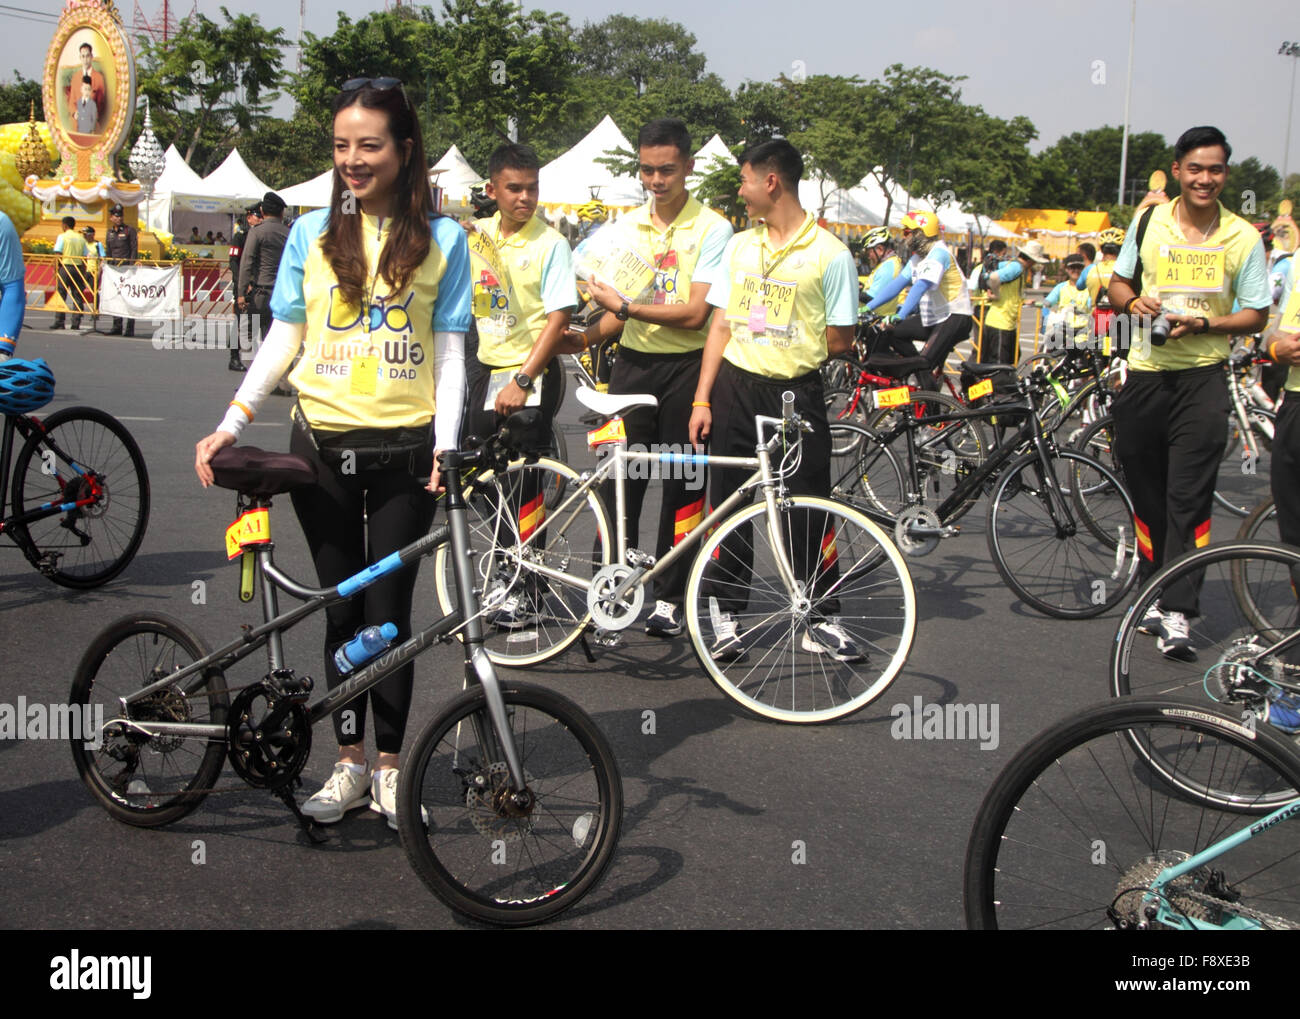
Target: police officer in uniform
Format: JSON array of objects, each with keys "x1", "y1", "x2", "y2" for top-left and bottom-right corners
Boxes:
[{"x1": 227, "y1": 203, "x2": 261, "y2": 371}]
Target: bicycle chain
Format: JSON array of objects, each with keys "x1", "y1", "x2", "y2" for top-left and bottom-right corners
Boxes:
[{"x1": 1112, "y1": 855, "x2": 1299, "y2": 930}]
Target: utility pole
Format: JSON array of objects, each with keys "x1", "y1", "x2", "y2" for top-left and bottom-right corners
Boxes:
[
  {"x1": 1282, "y1": 41, "x2": 1300, "y2": 184},
  {"x1": 1117, "y1": 0, "x2": 1136, "y2": 206}
]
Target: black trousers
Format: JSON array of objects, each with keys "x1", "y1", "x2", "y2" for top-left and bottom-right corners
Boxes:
[
  {"x1": 1272, "y1": 396, "x2": 1300, "y2": 547},
  {"x1": 289, "y1": 424, "x2": 437, "y2": 754},
  {"x1": 604, "y1": 346, "x2": 706, "y2": 605},
  {"x1": 886, "y1": 313, "x2": 973, "y2": 388},
  {"x1": 702, "y1": 359, "x2": 840, "y2": 615},
  {"x1": 1112, "y1": 364, "x2": 1228, "y2": 615}
]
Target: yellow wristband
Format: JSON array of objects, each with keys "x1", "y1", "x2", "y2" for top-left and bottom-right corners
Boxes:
[{"x1": 692, "y1": 401, "x2": 711, "y2": 408}]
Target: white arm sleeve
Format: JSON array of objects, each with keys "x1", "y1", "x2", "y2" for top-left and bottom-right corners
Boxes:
[
  {"x1": 216, "y1": 318, "x2": 305, "y2": 438},
  {"x1": 433, "y1": 330, "x2": 466, "y2": 452}
]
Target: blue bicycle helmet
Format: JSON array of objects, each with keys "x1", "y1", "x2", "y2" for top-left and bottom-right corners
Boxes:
[{"x1": 0, "y1": 358, "x2": 56, "y2": 415}]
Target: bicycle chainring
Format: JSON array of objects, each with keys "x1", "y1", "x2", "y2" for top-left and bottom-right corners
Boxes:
[
  {"x1": 227, "y1": 683, "x2": 311, "y2": 790},
  {"x1": 894, "y1": 506, "x2": 941, "y2": 557},
  {"x1": 588, "y1": 564, "x2": 644, "y2": 630}
]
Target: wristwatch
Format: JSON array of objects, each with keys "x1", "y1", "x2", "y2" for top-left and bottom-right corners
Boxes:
[
  {"x1": 513, "y1": 371, "x2": 534, "y2": 391},
  {"x1": 616, "y1": 301, "x2": 630, "y2": 321}
]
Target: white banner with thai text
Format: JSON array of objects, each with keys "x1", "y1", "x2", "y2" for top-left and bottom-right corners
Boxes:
[{"x1": 100, "y1": 263, "x2": 182, "y2": 320}]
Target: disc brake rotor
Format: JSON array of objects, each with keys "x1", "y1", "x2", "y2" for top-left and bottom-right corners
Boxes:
[{"x1": 466, "y1": 761, "x2": 536, "y2": 840}]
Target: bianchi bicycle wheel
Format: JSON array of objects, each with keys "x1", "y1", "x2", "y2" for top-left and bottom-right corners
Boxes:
[
  {"x1": 1111, "y1": 542, "x2": 1300, "y2": 765},
  {"x1": 866, "y1": 390, "x2": 985, "y2": 524},
  {"x1": 433, "y1": 457, "x2": 612, "y2": 667},
  {"x1": 685, "y1": 495, "x2": 915, "y2": 723},
  {"x1": 964, "y1": 698, "x2": 1300, "y2": 930},
  {"x1": 986, "y1": 448, "x2": 1138, "y2": 618},
  {"x1": 69, "y1": 613, "x2": 228, "y2": 827},
  {"x1": 828, "y1": 422, "x2": 905, "y2": 520},
  {"x1": 398, "y1": 682, "x2": 622, "y2": 927},
  {"x1": 10, "y1": 406, "x2": 150, "y2": 588}
]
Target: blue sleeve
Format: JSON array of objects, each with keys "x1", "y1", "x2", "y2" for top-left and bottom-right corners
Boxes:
[
  {"x1": 431, "y1": 217, "x2": 472, "y2": 333},
  {"x1": 269, "y1": 210, "x2": 324, "y2": 324},
  {"x1": 1115, "y1": 226, "x2": 1140, "y2": 279},
  {"x1": 707, "y1": 236, "x2": 741, "y2": 309},
  {"x1": 692, "y1": 218, "x2": 734, "y2": 288},
  {"x1": 994, "y1": 260, "x2": 1023, "y2": 284},
  {"x1": 1233, "y1": 239, "x2": 1272, "y2": 311},
  {"x1": 1076, "y1": 263, "x2": 1093, "y2": 290},
  {"x1": 540, "y1": 237, "x2": 577, "y2": 314},
  {"x1": 0, "y1": 279, "x2": 23, "y2": 349},
  {"x1": 823, "y1": 248, "x2": 859, "y2": 327},
  {"x1": 1043, "y1": 282, "x2": 1065, "y2": 309},
  {"x1": 864, "y1": 265, "x2": 912, "y2": 311},
  {"x1": 0, "y1": 212, "x2": 23, "y2": 285},
  {"x1": 865, "y1": 258, "x2": 899, "y2": 299},
  {"x1": 896, "y1": 277, "x2": 933, "y2": 319}
]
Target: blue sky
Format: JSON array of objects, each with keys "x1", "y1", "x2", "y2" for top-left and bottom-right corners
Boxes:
[{"x1": 10, "y1": 0, "x2": 1298, "y2": 182}]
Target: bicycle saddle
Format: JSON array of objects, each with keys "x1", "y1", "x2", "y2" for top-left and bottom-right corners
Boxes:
[
  {"x1": 575, "y1": 387, "x2": 658, "y2": 418},
  {"x1": 209, "y1": 446, "x2": 318, "y2": 497}
]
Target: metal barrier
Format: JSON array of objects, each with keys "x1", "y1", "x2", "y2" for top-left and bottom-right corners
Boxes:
[{"x1": 23, "y1": 254, "x2": 235, "y2": 323}]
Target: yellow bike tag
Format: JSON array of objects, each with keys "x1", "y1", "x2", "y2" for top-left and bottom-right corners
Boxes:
[
  {"x1": 350, "y1": 356, "x2": 378, "y2": 396},
  {"x1": 967, "y1": 378, "x2": 993, "y2": 401},
  {"x1": 586, "y1": 418, "x2": 627, "y2": 449},
  {"x1": 1157, "y1": 244, "x2": 1227, "y2": 293},
  {"x1": 873, "y1": 386, "x2": 912, "y2": 409},
  {"x1": 225, "y1": 507, "x2": 271, "y2": 560}
]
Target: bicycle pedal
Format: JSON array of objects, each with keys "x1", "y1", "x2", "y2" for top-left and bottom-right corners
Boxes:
[
  {"x1": 625, "y1": 548, "x2": 655, "y2": 568},
  {"x1": 591, "y1": 628, "x2": 623, "y2": 648}
]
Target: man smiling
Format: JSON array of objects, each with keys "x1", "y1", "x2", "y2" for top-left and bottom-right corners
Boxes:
[
  {"x1": 1108, "y1": 126, "x2": 1270, "y2": 660},
  {"x1": 581, "y1": 118, "x2": 733, "y2": 637}
]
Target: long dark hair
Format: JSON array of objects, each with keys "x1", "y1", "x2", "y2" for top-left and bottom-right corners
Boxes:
[{"x1": 321, "y1": 82, "x2": 432, "y2": 310}]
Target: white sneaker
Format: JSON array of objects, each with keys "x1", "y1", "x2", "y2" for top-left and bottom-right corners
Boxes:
[
  {"x1": 645, "y1": 600, "x2": 683, "y2": 637},
  {"x1": 1156, "y1": 611, "x2": 1196, "y2": 662},
  {"x1": 302, "y1": 761, "x2": 371, "y2": 823},
  {"x1": 802, "y1": 620, "x2": 867, "y2": 663},
  {"x1": 710, "y1": 613, "x2": 747, "y2": 663},
  {"x1": 1137, "y1": 603, "x2": 1164, "y2": 636},
  {"x1": 369, "y1": 767, "x2": 428, "y2": 831}
]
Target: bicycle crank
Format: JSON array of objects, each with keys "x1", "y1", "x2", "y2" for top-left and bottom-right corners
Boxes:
[
  {"x1": 588, "y1": 564, "x2": 645, "y2": 630},
  {"x1": 894, "y1": 506, "x2": 951, "y2": 557}
]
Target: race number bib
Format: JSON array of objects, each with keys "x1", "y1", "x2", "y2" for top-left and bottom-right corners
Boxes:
[
  {"x1": 350, "y1": 356, "x2": 378, "y2": 396},
  {"x1": 1157, "y1": 244, "x2": 1226, "y2": 294},
  {"x1": 726, "y1": 272, "x2": 797, "y2": 333}
]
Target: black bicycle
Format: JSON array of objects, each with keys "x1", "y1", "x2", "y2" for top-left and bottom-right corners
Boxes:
[{"x1": 70, "y1": 425, "x2": 622, "y2": 927}]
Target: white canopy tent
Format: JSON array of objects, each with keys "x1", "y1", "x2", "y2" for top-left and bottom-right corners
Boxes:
[
  {"x1": 278, "y1": 168, "x2": 332, "y2": 209},
  {"x1": 539, "y1": 115, "x2": 644, "y2": 216},
  {"x1": 431, "y1": 144, "x2": 481, "y2": 209},
  {"x1": 689, "y1": 134, "x2": 736, "y2": 183},
  {"x1": 201, "y1": 148, "x2": 272, "y2": 206}
]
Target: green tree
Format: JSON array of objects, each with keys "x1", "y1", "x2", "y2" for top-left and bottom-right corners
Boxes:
[
  {"x1": 1039, "y1": 126, "x2": 1172, "y2": 208},
  {"x1": 939, "y1": 109, "x2": 1037, "y2": 241},
  {"x1": 0, "y1": 72, "x2": 43, "y2": 124},
  {"x1": 574, "y1": 15, "x2": 705, "y2": 97},
  {"x1": 134, "y1": 7, "x2": 287, "y2": 173},
  {"x1": 1228, "y1": 156, "x2": 1281, "y2": 218}
]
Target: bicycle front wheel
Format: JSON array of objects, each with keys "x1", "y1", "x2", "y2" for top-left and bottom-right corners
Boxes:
[
  {"x1": 433, "y1": 457, "x2": 612, "y2": 667},
  {"x1": 685, "y1": 496, "x2": 916, "y2": 723},
  {"x1": 69, "y1": 613, "x2": 228, "y2": 827},
  {"x1": 11, "y1": 406, "x2": 150, "y2": 587},
  {"x1": 398, "y1": 682, "x2": 622, "y2": 927},
  {"x1": 1216, "y1": 406, "x2": 1275, "y2": 518},
  {"x1": 965, "y1": 698, "x2": 1300, "y2": 929},
  {"x1": 828, "y1": 422, "x2": 905, "y2": 520},
  {"x1": 987, "y1": 448, "x2": 1138, "y2": 618}
]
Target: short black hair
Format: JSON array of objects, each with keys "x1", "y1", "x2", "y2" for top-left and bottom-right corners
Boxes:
[
  {"x1": 739, "y1": 139, "x2": 803, "y2": 192},
  {"x1": 1100, "y1": 242, "x2": 1121, "y2": 255},
  {"x1": 1078, "y1": 242, "x2": 1096, "y2": 261},
  {"x1": 1174, "y1": 126, "x2": 1231, "y2": 163},
  {"x1": 79, "y1": 43, "x2": 91, "y2": 54},
  {"x1": 487, "y1": 143, "x2": 539, "y2": 181},
  {"x1": 62, "y1": 216, "x2": 76, "y2": 229},
  {"x1": 988, "y1": 240, "x2": 1007, "y2": 255},
  {"x1": 637, "y1": 118, "x2": 692, "y2": 157}
]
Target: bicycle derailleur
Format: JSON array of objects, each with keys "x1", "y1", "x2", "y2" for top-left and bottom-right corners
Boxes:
[{"x1": 228, "y1": 671, "x2": 325, "y2": 843}]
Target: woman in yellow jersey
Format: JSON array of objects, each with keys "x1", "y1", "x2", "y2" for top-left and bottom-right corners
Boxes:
[{"x1": 194, "y1": 78, "x2": 472, "y2": 828}]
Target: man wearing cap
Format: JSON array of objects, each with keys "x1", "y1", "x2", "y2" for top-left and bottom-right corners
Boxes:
[
  {"x1": 104, "y1": 203, "x2": 138, "y2": 337},
  {"x1": 1042, "y1": 252, "x2": 1093, "y2": 349},
  {"x1": 228, "y1": 203, "x2": 261, "y2": 371},
  {"x1": 976, "y1": 241, "x2": 1047, "y2": 364},
  {"x1": 238, "y1": 192, "x2": 289, "y2": 350}
]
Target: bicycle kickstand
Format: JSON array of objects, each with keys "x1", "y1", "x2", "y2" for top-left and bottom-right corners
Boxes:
[{"x1": 273, "y1": 781, "x2": 329, "y2": 845}]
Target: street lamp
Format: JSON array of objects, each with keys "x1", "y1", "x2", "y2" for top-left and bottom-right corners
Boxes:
[{"x1": 1282, "y1": 41, "x2": 1300, "y2": 184}]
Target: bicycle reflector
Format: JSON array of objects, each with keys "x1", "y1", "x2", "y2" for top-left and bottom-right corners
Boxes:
[{"x1": 0, "y1": 358, "x2": 55, "y2": 414}]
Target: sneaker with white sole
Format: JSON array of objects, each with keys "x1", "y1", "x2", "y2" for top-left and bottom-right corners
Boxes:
[
  {"x1": 803, "y1": 620, "x2": 866, "y2": 663},
  {"x1": 370, "y1": 767, "x2": 427, "y2": 831},
  {"x1": 710, "y1": 613, "x2": 747, "y2": 663},
  {"x1": 490, "y1": 591, "x2": 537, "y2": 630},
  {"x1": 645, "y1": 600, "x2": 683, "y2": 637},
  {"x1": 1156, "y1": 610, "x2": 1196, "y2": 662},
  {"x1": 302, "y1": 761, "x2": 371, "y2": 823},
  {"x1": 1137, "y1": 604, "x2": 1164, "y2": 636}
]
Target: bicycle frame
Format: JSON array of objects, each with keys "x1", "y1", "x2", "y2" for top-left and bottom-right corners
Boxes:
[
  {"x1": 0, "y1": 412, "x2": 103, "y2": 539},
  {"x1": 102, "y1": 462, "x2": 531, "y2": 793}
]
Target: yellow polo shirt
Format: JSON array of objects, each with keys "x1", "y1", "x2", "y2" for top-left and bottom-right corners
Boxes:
[
  {"x1": 615, "y1": 195, "x2": 733, "y2": 355},
  {"x1": 469, "y1": 212, "x2": 576, "y2": 368},
  {"x1": 707, "y1": 212, "x2": 859, "y2": 379},
  {"x1": 984, "y1": 264, "x2": 1025, "y2": 331},
  {"x1": 1117, "y1": 199, "x2": 1270, "y2": 372}
]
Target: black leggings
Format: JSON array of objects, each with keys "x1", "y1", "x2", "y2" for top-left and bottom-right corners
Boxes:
[{"x1": 289, "y1": 424, "x2": 437, "y2": 755}]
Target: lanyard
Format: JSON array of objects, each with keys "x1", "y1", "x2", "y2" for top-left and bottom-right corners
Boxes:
[{"x1": 759, "y1": 213, "x2": 816, "y2": 284}]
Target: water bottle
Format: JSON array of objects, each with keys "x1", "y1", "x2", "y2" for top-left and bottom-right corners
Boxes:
[{"x1": 333, "y1": 622, "x2": 399, "y2": 674}]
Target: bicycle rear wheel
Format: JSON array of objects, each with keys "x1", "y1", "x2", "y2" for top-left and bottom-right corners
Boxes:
[
  {"x1": 398, "y1": 682, "x2": 622, "y2": 927},
  {"x1": 1216, "y1": 406, "x2": 1274, "y2": 518},
  {"x1": 10, "y1": 406, "x2": 150, "y2": 587},
  {"x1": 964, "y1": 698, "x2": 1300, "y2": 929},
  {"x1": 828, "y1": 422, "x2": 905, "y2": 520},
  {"x1": 433, "y1": 457, "x2": 612, "y2": 667},
  {"x1": 70, "y1": 613, "x2": 228, "y2": 826},
  {"x1": 685, "y1": 496, "x2": 915, "y2": 723}
]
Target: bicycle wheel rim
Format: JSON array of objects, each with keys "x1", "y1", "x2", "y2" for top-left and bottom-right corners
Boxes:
[{"x1": 965, "y1": 698, "x2": 1300, "y2": 930}]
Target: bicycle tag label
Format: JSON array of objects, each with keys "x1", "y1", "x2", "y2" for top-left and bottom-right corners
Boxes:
[
  {"x1": 873, "y1": 386, "x2": 911, "y2": 409},
  {"x1": 587, "y1": 418, "x2": 627, "y2": 449},
  {"x1": 225, "y1": 507, "x2": 270, "y2": 559},
  {"x1": 967, "y1": 379, "x2": 993, "y2": 401},
  {"x1": 727, "y1": 272, "x2": 796, "y2": 333}
]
